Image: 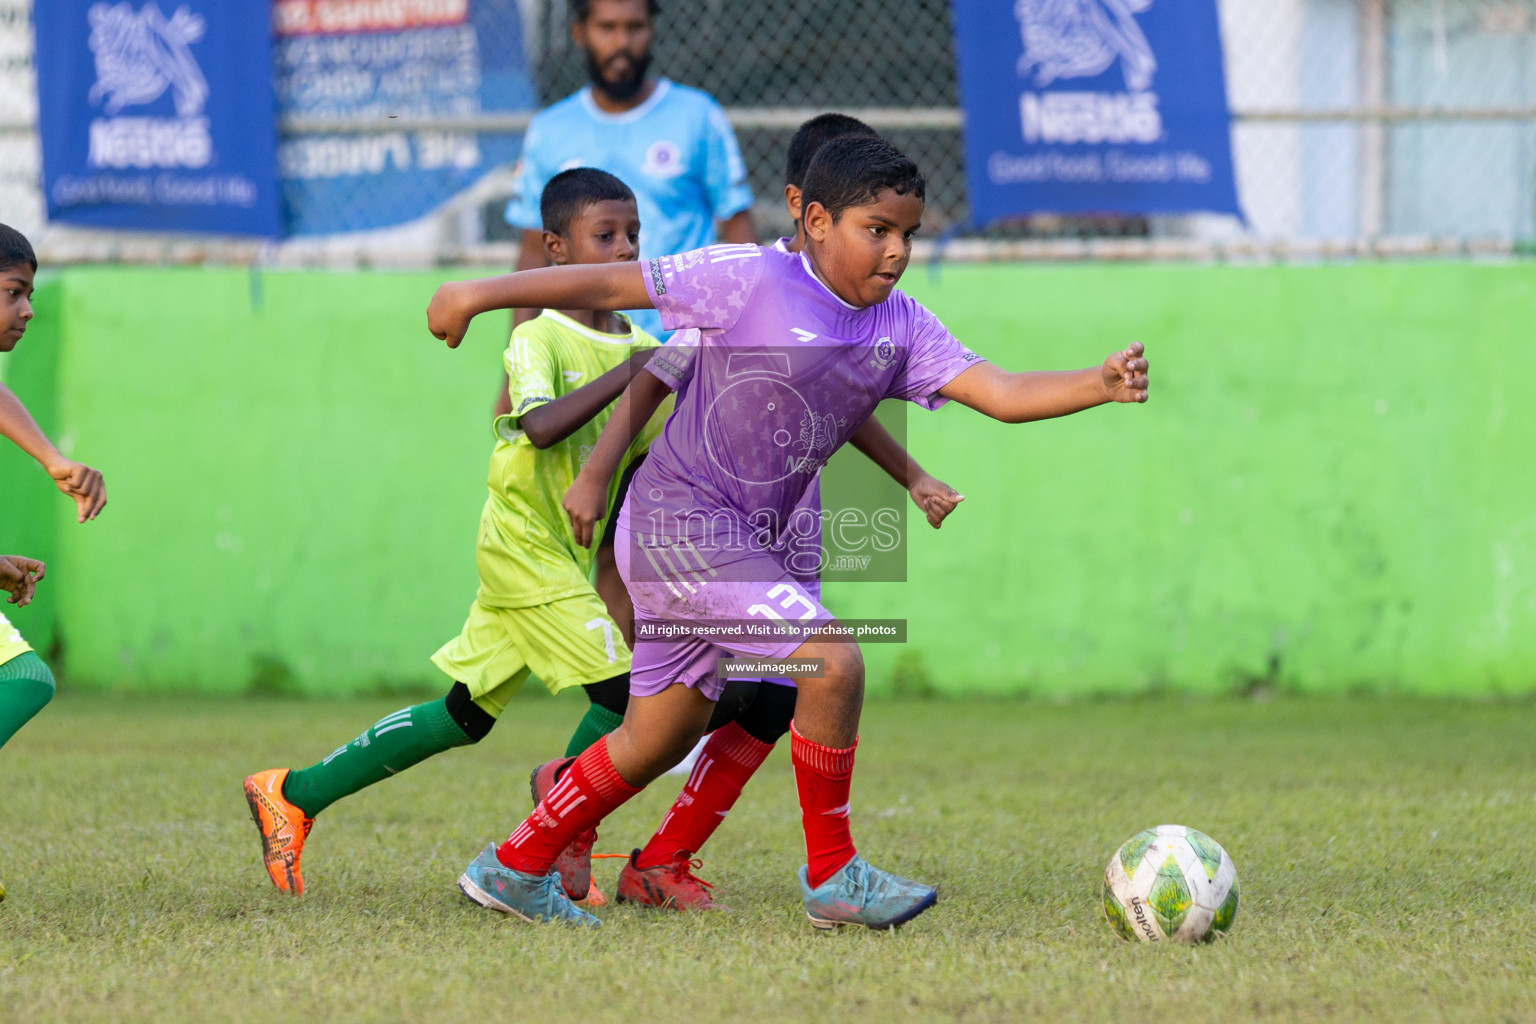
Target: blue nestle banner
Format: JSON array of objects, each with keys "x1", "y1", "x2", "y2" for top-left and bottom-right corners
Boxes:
[
  {"x1": 274, "y1": 0, "x2": 536, "y2": 236},
  {"x1": 35, "y1": 1, "x2": 281, "y2": 236},
  {"x1": 953, "y1": 0, "x2": 1242, "y2": 225}
]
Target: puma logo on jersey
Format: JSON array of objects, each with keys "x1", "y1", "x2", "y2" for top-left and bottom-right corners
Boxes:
[{"x1": 563, "y1": 370, "x2": 583, "y2": 383}]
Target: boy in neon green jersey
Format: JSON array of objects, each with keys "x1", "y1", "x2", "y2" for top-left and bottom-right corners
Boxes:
[
  {"x1": 1, "y1": 222, "x2": 109, "y2": 903},
  {"x1": 244, "y1": 168, "x2": 673, "y2": 899},
  {"x1": 0, "y1": 221, "x2": 109, "y2": 742}
]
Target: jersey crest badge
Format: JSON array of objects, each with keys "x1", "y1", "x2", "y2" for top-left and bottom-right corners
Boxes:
[{"x1": 641, "y1": 140, "x2": 685, "y2": 178}]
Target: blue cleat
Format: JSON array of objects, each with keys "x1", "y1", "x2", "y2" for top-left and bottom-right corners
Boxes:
[
  {"x1": 457, "y1": 843, "x2": 601, "y2": 927},
  {"x1": 798, "y1": 854, "x2": 938, "y2": 930}
]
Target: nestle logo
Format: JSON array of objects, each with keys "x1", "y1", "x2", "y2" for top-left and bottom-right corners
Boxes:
[
  {"x1": 89, "y1": 117, "x2": 212, "y2": 169},
  {"x1": 1021, "y1": 91, "x2": 1162, "y2": 145}
]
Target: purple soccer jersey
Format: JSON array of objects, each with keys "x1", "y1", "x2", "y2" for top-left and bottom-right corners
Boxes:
[{"x1": 617, "y1": 243, "x2": 983, "y2": 698}]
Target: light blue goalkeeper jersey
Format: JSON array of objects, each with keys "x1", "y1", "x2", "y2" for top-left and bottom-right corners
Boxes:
[{"x1": 504, "y1": 79, "x2": 754, "y2": 339}]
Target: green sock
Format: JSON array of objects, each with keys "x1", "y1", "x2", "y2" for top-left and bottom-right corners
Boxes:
[
  {"x1": 0, "y1": 652, "x2": 56, "y2": 749},
  {"x1": 282, "y1": 698, "x2": 472, "y2": 818},
  {"x1": 564, "y1": 703, "x2": 624, "y2": 757}
]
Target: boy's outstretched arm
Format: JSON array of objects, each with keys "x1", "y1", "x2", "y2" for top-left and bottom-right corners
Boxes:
[
  {"x1": 518, "y1": 347, "x2": 658, "y2": 450},
  {"x1": 939, "y1": 342, "x2": 1148, "y2": 423},
  {"x1": 848, "y1": 416, "x2": 964, "y2": 529},
  {"x1": 427, "y1": 263, "x2": 651, "y2": 349},
  {"x1": 0, "y1": 383, "x2": 107, "y2": 522},
  {"x1": 562, "y1": 370, "x2": 672, "y2": 548}
]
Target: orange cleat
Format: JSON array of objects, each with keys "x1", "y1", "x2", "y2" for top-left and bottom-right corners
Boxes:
[
  {"x1": 580, "y1": 880, "x2": 608, "y2": 909},
  {"x1": 243, "y1": 768, "x2": 314, "y2": 895}
]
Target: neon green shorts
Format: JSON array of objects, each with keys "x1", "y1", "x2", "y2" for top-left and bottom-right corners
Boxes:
[{"x1": 430, "y1": 589, "x2": 630, "y2": 717}]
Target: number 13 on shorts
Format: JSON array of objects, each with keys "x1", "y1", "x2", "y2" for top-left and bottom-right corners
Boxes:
[{"x1": 748, "y1": 583, "x2": 819, "y2": 624}]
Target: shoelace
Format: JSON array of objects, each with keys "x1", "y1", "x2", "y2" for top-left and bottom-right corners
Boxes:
[
  {"x1": 846, "y1": 858, "x2": 910, "y2": 902},
  {"x1": 845, "y1": 859, "x2": 872, "y2": 899},
  {"x1": 591, "y1": 850, "x2": 713, "y2": 890},
  {"x1": 533, "y1": 871, "x2": 583, "y2": 916},
  {"x1": 851, "y1": 860, "x2": 928, "y2": 904},
  {"x1": 667, "y1": 856, "x2": 714, "y2": 892},
  {"x1": 535, "y1": 873, "x2": 565, "y2": 911}
]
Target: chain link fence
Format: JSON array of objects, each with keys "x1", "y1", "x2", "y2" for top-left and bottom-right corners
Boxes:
[
  {"x1": 0, "y1": 0, "x2": 42, "y2": 236},
  {"x1": 510, "y1": 0, "x2": 967, "y2": 243},
  {"x1": 2, "y1": 0, "x2": 1534, "y2": 261},
  {"x1": 1223, "y1": 0, "x2": 1536, "y2": 246}
]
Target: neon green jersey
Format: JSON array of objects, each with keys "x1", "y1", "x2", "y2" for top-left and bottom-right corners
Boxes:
[
  {"x1": 476, "y1": 310, "x2": 670, "y2": 609},
  {"x1": 0, "y1": 610, "x2": 32, "y2": 669}
]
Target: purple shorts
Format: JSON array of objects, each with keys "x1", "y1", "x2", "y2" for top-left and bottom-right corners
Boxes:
[{"x1": 615, "y1": 517, "x2": 833, "y2": 700}]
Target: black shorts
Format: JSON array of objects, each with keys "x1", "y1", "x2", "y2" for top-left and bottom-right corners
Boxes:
[{"x1": 600, "y1": 454, "x2": 646, "y2": 550}]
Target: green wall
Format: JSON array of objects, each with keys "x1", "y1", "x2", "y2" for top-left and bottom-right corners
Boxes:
[
  {"x1": 857, "y1": 263, "x2": 1536, "y2": 696},
  {"x1": 3, "y1": 268, "x2": 502, "y2": 694},
  {"x1": 3, "y1": 263, "x2": 1532, "y2": 697}
]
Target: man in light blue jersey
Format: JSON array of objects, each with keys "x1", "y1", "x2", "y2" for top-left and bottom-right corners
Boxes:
[{"x1": 496, "y1": 0, "x2": 755, "y2": 415}]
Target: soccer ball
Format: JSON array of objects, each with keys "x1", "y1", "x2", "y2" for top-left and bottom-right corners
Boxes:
[{"x1": 1103, "y1": 824, "x2": 1239, "y2": 942}]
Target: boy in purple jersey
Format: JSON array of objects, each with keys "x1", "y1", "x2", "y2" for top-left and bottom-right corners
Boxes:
[
  {"x1": 426, "y1": 136, "x2": 1149, "y2": 928},
  {"x1": 592, "y1": 112, "x2": 971, "y2": 912},
  {"x1": 530, "y1": 117, "x2": 965, "y2": 915}
]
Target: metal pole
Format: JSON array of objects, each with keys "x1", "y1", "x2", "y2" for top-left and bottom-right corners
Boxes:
[{"x1": 1360, "y1": 0, "x2": 1387, "y2": 238}]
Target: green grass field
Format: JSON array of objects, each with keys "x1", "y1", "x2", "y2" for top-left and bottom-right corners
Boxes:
[{"x1": 3, "y1": 692, "x2": 1534, "y2": 1023}]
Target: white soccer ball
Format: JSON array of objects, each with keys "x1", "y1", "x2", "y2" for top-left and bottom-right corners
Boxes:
[{"x1": 1103, "y1": 824, "x2": 1239, "y2": 943}]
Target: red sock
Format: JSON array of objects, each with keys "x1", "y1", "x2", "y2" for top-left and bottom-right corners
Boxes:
[
  {"x1": 636, "y1": 722, "x2": 775, "y2": 868},
  {"x1": 790, "y1": 722, "x2": 858, "y2": 889},
  {"x1": 497, "y1": 738, "x2": 639, "y2": 874}
]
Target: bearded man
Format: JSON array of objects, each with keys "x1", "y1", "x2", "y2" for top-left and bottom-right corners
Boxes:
[{"x1": 498, "y1": 0, "x2": 756, "y2": 396}]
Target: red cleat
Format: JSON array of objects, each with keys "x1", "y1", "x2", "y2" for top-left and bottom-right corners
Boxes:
[
  {"x1": 528, "y1": 757, "x2": 595, "y2": 901},
  {"x1": 615, "y1": 848, "x2": 717, "y2": 911}
]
